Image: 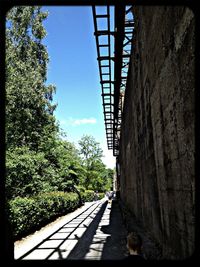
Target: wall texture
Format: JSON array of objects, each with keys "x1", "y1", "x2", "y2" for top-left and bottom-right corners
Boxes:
[{"x1": 118, "y1": 6, "x2": 195, "y2": 259}]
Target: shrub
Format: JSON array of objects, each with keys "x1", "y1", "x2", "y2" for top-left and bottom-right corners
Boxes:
[
  {"x1": 8, "y1": 191, "x2": 80, "y2": 240},
  {"x1": 80, "y1": 190, "x2": 95, "y2": 202},
  {"x1": 76, "y1": 185, "x2": 85, "y2": 193},
  {"x1": 6, "y1": 146, "x2": 51, "y2": 199},
  {"x1": 98, "y1": 192, "x2": 105, "y2": 199},
  {"x1": 80, "y1": 190, "x2": 105, "y2": 202}
]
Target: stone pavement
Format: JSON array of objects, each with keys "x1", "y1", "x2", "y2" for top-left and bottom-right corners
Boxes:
[{"x1": 15, "y1": 198, "x2": 128, "y2": 260}]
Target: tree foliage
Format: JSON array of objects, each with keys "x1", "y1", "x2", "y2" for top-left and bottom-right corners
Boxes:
[
  {"x1": 6, "y1": 6, "x2": 57, "y2": 150},
  {"x1": 78, "y1": 135, "x2": 103, "y2": 167},
  {"x1": 5, "y1": 7, "x2": 114, "y2": 224},
  {"x1": 78, "y1": 135, "x2": 113, "y2": 191},
  {"x1": 5, "y1": 6, "x2": 115, "y2": 242}
]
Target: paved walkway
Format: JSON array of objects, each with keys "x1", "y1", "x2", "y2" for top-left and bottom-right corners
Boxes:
[{"x1": 15, "y1": 198, "x2": 128, "y2": 260}]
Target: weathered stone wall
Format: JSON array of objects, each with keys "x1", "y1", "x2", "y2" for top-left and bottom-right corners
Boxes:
[{"x1": 118, "y1": 6, "x2": 195, "y2": 259}]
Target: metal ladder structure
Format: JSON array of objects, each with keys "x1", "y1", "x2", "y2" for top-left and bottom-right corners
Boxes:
[
  {"x1": 92, "y1": 6, "x2": 114, "y2": 150},
  {"x1": 92, "y1": 5, "x2": 134, "y2": 156}
]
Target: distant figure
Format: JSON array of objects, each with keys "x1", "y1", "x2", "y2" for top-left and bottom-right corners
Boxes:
[
  {"x1": 124, "y1": 232, "x2": 145, "y2": 261},
  {"x1": 94, "y1": 191, "x2": 99, "y2": 201},
  {"x1": 107, "y1": 191, "x2": 113, "y2": 203}
]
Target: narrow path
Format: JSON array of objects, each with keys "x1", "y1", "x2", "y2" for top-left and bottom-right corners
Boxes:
[{"x1": 15, "y1": 198, "x2": 128, "y2": 260}]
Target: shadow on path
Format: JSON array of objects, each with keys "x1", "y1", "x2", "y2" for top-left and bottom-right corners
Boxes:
[
  {"x1": 17, "y1": 200, "x2": 128, "y2": 261},
  {"x1": 67, "y1": 200, "x2": 127, "y2": 260},
  {"x1": 17, "y1": 201, "x2": 102, "y2": 260},
  {"x1": 66, "y1": 201, "x2": 108, "y2": 259},
  {"x1": 100, "y1": 200, "x2": 127, "y2": 260}
]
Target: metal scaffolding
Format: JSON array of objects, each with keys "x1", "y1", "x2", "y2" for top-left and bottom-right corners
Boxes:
[{"x1": 92, "y1": 5, "x2": 134, "y2": 156}]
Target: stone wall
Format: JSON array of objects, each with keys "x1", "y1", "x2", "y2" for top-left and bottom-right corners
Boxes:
[{"x1": 118, "y1": 6, "x2": 195, "y2": 259}]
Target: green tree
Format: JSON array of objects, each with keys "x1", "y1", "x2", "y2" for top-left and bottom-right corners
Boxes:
[
  {"x1": 104, "y1": 168, "x2": 114, "y2": 191},
  {"x1": 78, "y1": 135, "x2": 103, "y2": 167},
  {"x1": 6, "y1": 6, "x2": 57, "y2": 150},
  {"x1": 5, "y1": 6, "x2": 60, "y2": 200},
  {"x1": 78, "y1": 135, "x2": 113, "y2": 191},
  {"x1": 6, "y1": 146, "x2": 50, "y2": 198},
  {"x1": 78, "y1": 135, "x2": 103, "y2": 189},
  {"x1": 5, "y1": 7, "x2": 112, "y2": 208},
  {"x1": 48, "y1": 138, "x2": 83, "y2": 191},
  {"x1": 88, "y1": 161, "x2": 113, "y2": 192}
]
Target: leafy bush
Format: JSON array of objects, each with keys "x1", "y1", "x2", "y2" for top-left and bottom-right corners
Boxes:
[
  {"x1": 8, "y1": 191, "x2": 80, "y2": 240},
  {"x1": 98, "y1": 192, "x2": 105, "y2": 199},
  {"x1": 80, "y1": 190, "x2": 95, "y2": 202},
  {"x1": 79, "y1": 190, "x2": 105, "y2": 202},
  {"x1": 77, "y1": 185, "x2": 86, "y2": 193},
  {"x1": 6, "y1": 146, "x2": 51, "y2": 198}
]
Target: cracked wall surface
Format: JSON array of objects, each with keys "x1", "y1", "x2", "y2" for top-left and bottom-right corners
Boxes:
[{"x1": 118, "y1": 6, "x2": 195, "y2": 259}]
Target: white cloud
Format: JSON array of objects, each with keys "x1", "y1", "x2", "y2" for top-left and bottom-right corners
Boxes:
[
  {"x1": 72, "y1": 118, "x2": 97, "y2": 126},
  {"x1": 59, "y1": 117, "x2": 97, "y2": 126}
]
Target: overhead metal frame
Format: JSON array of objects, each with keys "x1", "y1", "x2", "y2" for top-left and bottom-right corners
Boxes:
[
  {"x1": 92, "y1": 5, "x2": 134, "y2": 156},
  {"x1": 92, "y1": 6, "x2": 114, "y2": 150},
  {"x1": 113, "y1": 5, "x2": 134, "y2": 156}
]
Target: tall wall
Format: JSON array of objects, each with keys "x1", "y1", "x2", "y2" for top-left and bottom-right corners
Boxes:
[{"x1": 118, "y1": 6, "x2": 195, "y2": 259}]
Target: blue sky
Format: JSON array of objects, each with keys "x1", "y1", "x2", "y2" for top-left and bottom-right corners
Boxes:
[{"x1": 42, "y1": 6, "x2": 115, "y2": 169}]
